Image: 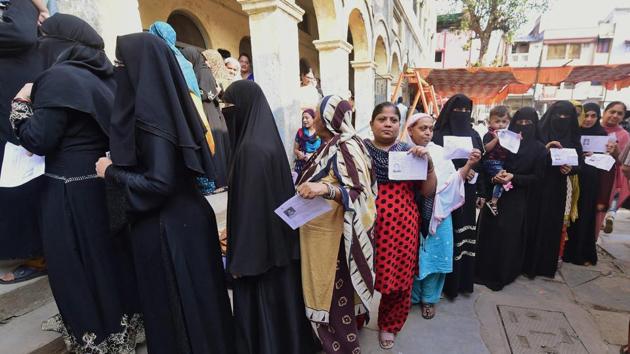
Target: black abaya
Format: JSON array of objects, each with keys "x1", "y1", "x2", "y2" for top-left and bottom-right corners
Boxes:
[
  {"x1": 524, "y1": 101, "x2": 583, "y2": 278},
  {"x1": 11, "y1": 14, "x2": 143, "y2": 352},
  {"x1": 565, "y1": 103, "x2": 607, "y2": 265},
  {"x1": 433, "y1": 94, "x2": 484, "y2": 298},
  {"x1": 0, "y1": 0, "x2": 43, "y2": 259},
  {"x1": 222, "y1": 80, "x2": 318, "y2": 354},
  {"x1": 181, "y1": 47, "x2": 231, "y2": 188},
  {"x1": 475, "y1": 107, "x2": 547, "y2": 291},
  {"x1": 108, "y1": 33, "x2": 235, "y2": 354}
]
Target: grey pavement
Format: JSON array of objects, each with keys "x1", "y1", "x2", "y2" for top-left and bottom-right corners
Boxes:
[{"x1": 2, "y1": 193, "x2": 629, "y2": 353}]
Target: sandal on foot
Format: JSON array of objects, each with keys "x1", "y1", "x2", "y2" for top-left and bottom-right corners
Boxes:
[
  {"x1": 421, "y1": 303, "x2": 436, "y2": 320},
  {"x1": 378, "y1": 331, "x2": 395, "y2": 350},
  {"x1": 485, "y1": 201, "x2": 498, "y2": 216},
  {"x1": 0, "y1": 265, "x2": 47, "y2": 285},
  {"x1": 603, "y1": 216, "x2": 614, "y2": 234}
]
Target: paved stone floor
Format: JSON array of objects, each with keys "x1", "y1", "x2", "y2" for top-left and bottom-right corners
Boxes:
[{"x1": 2, "y1": 192, "x2": 627, "y2": 353}]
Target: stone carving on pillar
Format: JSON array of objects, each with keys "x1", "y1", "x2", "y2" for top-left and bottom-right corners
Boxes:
[{"x1": 238, "y1": 0, "x2": 304, "y2": 21}]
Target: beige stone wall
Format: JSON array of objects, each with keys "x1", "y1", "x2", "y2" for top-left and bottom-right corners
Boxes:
[{"x1": 138, "y1": 0, "x2": 250, "y2": 56}]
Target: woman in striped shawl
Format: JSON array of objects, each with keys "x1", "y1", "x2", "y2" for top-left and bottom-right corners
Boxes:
[{"x1": 296, "y1": 95, "x2": 377, "y2": 354}]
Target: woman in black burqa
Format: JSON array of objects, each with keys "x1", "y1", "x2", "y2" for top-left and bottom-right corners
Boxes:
[
  {"x1": 221, "y1": 80, "x2": 318, "y2": 354},
  {"x1": 475, "y1": 107, "x2": 547, "y2": 291},
  {"x1": 565, "y1": 103, "x2": 609, "y2": 265},
  {"x1": 0, "y1": 0, "x2": 46, "y2": 282},
  {"x1": 96, "y1": 33, "x2": 235, "y2": 354},
  {"x1": 523, "y1": 100, "x2": 583, "y2": 278},
  {"x1": 432, "y1": 94, "x2": 484, "y2": 298},
  {"x1": 181, "y1": 46, "x2": 231, "y2": 189},
  {"x1": 10, "y1": 14, "x2": 142, "y2": 352}
]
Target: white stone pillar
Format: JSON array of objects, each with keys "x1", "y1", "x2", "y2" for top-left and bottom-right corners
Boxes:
[
  {"x1": 238, "y1": 0, "x2": 304, "y2": 157},
  {"x1": 351, "y1": 60, "x2": 376, "y2": 136},
  {"x1": 56, "y1": 0, "x2": 142, "y2": 60},
  {"x1": 97, "y1": 0, "x2": 142, "y2": 60},
  {"x1": 313, "y1": 39, "x2": 352, "y2": 97}
]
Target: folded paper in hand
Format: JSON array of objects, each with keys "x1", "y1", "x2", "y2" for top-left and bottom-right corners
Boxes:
[
  {"x1": 0, "y1": 142, "x2": 45, "y2": 187},
  {"x1": 275, "y1": 195, "x2": 332, "y2": 230},
  {"x1": 585, "y1": 154, "x2": 615, "y2": 171},
  {"x1": 580, "y1": 135, "x2": 609, "y2": 153},
  {"x1": 550, "y1": 148, "x2": 579, "y2": 166},
  {"x1": 497, "y1": 129, "x2": 521, "y2": 154},
  {"x1": 443, "y1": 136, "x2": 473, "y2": 160},
  {"x1": 388, "y1": 151, "x2": 427, "y2": 180}
]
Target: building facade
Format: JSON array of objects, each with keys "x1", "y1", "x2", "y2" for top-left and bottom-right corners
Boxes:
[
  {"x1": 506, "y1": 7, "x2": 630, "y2": 112},
  {"x1": 54, "y1": 0, "x2": 437, "y2": 153}
]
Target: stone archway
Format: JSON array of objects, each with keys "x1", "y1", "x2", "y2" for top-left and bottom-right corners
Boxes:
[
  {"x1": 346, "y1": 2, "x2": 374, "y2": 132},
  {"x1": 167, "y1": 10, "x2": 210, "y2": 48}
]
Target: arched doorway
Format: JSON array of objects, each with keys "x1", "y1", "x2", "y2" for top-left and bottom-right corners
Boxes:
[
  {"x1": 347, "y1": 7, "x2": 371, "y2": 130},
  {"x1": 374, "y1": 36, "x2": 388, "y2": 105},
  {"x1": 166, "y1": 11, "x2": 209, "y2": 48},
  {"x1": 239, "y1": 36, "x2": 252, "y2": 57}
]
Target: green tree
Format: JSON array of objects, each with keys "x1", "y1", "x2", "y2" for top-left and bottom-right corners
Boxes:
[{"x1": 451, "y1": 0, "x2": 549, "y2": 66}]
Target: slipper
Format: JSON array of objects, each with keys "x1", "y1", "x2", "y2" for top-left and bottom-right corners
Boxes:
[
  {"x1": 485, "y1": 201, "x2": 498, "y2": 216},
  {"x1": 379, "y1": 331, "x2": 395, "y2": 350},
  {"x1": 421, "y1": 303, "x2": 436, "y2": 320},
  {"x1": 604, "y1": 216, "x2": 614, "y2": 234},
  {"x1": 0, "y1": 265, "x2": 47, "y2": 285}
]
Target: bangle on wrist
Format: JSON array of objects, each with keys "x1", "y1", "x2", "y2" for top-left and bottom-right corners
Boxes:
[{"x1": 322, "y1": 182, "x2": 336, "y2": 200}]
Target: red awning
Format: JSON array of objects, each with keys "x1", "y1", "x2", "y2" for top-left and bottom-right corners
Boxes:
[{"x1": 412, "y1": 64, "x2": 630, "y2": 104}]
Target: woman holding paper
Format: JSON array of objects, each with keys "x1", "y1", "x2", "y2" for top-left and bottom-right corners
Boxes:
[
  {"x1": 475, "y1": 107, "x2": 547, "y2": 290},
  {"x1": 221, "y1": 80, "x2": 317, "y2": 354},
  {"x1": 363, "y1": 103, "x2": 436, "y2": 349},
  {"x1": 12, "y1": 15, "x2": 142, "y2": 352},
  {"x1": 401, "y1": 113, "x2": 480, "y2": 320},
  {"x1": 296, "y1": 95, "x2": 377, "y2": 354},
  {"x1": 431, "y1": 94, "x2": 484, "y2": 299},
  {"x1": 524, "y1": 101, "x2": 583, "y2": 278},
  {"x1": 597, "y1": 101, "x2": 628, "y2": 235},
  {"x1": 565, "y1": 103, "x2": 613, "y2": 265}
]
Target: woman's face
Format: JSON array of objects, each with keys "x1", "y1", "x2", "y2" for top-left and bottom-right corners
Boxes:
[
  {"x1": 313, "y1": 108, "x2": 328, "y2": 136},
  {"x1": 239, "y1": 55, "x2": 250, "y2": 74},
  {"x1": 225, "y1": 61, "x2": 239, "y2": 77},
  {"x1": 602, "y1": 103, "x2": 625, "y2": 127},
  {"x1": 302, "y1": 112, "x2": 314, "y2": 129},
  {"x1": 582, "y1": 110, "x2": 598, "y2": 129},
  {"x1": 409, "y1": 117, "x2": 434, "y2": 147},
  {"x1": 370, "y1": 106, "x2": 400, "y2": 145}
]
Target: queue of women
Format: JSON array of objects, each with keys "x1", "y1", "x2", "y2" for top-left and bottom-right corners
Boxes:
[{"x1": 2, "y1": 2, "x2": 630, "y2": 353}]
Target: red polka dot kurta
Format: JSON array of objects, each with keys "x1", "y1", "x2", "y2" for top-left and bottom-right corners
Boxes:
[{"x1": 374, "y1": 181, "x2": 420, "y2": 294}]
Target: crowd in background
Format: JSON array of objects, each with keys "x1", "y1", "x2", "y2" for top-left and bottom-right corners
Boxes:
[{"x1": 2, "y1": 1, "x2": 630, "y2": 353}]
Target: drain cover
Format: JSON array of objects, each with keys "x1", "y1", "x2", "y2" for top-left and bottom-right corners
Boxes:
[{"x1": 498, "y1": 305, "x2": 588, "y2": 354}]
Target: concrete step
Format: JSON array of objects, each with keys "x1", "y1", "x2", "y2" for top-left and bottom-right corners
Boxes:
[
  {"x1": 0, "y1": 261, "x2": 53, "y2": 322},
  {"x1": 0, "y1": 301, "x2": 65, "y2": 354}
]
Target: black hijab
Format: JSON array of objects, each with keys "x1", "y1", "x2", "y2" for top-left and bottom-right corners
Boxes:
[
  {"x1": 222, "y1": 80, "x2": 299, "y2": 276},
  {"x1": 110, "y1": 33, "x2": 214, "y2": 179},
  {"x1": 433, "y1": 93, "x2": 483, "y2": 150},
  {"x1": 0, "y1": 0, "x2": 41, "y2": 144},
  {"x1": 181, "y1": 46, "x2": 219, "y2": 98},
  {"x1": 31, "y1": 14, "x2": 114, "y2": 135},
  {"x1": 505, "y1": 107, "x2": 547, "y2": 174},
  {"x1": 538, "y1": 100, "x2": 581, "y2": 150},
  {"x1": 0, "y1": 0, "x2": 38, "y2": 55},
  {"x1": 581, "y1": 102, "x2": 607, "y2": 136}
]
